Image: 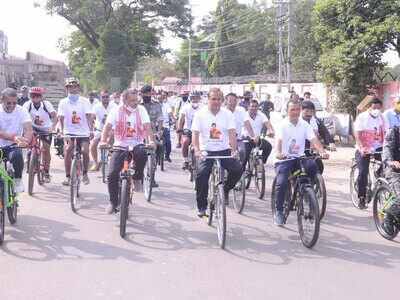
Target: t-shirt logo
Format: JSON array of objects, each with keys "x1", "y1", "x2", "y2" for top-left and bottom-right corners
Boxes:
[
  {"x1": 209, "y1": 123, "x2": 221, "y2": 139},
  {"x1": 126, "y1": 122, "x2": 135, "y2": 137},
  {"x1": 289, "y1": 139, "x2": 300, "y2": 154},
  {"x1": 374, "y1": 127, "x2": 380, "y2": 140},
  {"x1": 102, "y1": 114, "x2": 107, "y2": 124},
  {"x1": 72, "y1": 111, "x2": 81, "y2": 124},
  {"x1": 34, "y1": 115, "x2": 43, "y2": 126}
]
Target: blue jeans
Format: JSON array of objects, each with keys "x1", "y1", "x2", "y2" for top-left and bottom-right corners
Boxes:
[
  {"x1": 274, "y1": 158, "x2": 317, "y2": 212},
  {"x1": 3, "y1": 148, "x2": 24, "y2": 179},
  {"x1": 163, "y1": 127, "x2": 171, "y2": 158}
]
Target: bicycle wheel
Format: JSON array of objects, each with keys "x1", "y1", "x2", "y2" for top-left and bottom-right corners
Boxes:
[
  {"x1": 244, "y1": 159, "x2": 252, "y2": 189},
  {"x1": 271, "y1": 178, "x2": 291, "y2": 223},
  {"x1": 254, "y1": 158, "x2": 265, "y2": 199},
  {"x1": 192, "y1": 157, "x2": 198, "y2": 190},
  {"x1": 0, "y1": 183, "x2": 5, "y2": 245},
  {"x1": 37, "y1": 154, "x2": 44, "y2": 186},
  {"x1": 215, "y1": 184, "x2": 227, "y2": 249},
  {"x1": 70, "y1": 159, "x2": 81, "y2": 213},
  {"x1": 350, "y1": 163, "x2": 362, "y2": 208},
  {"x1": 7, "y1": 180, "x2": 18, "y2": 225},
  {"x1": 373, "y1": 184, "x2": 399, "y2": 240},
  {"x1": 207, "y1": 170, "x2": 215, "y2": 226},
  {"x1": 28, "y1": 152, "x2": 37, "y2": 196},
  {"x1": 297, "y1": 186, "x2": 320, "y2": 248},
  {"x1": 144, "y1": 154, "x2": 153, "y2": 202},
  {"x1": 101, "y1": 150, "x2": 109, "y2": 184},
  {"x1": 120, "y1": 178, "x2": 130, "y2": 238},
  {"x1": 232, "y1": 174, "x2": 245, "y2": 214},
  {"x1": 159, "y1": 144, "x2": 165, "y2": 172},
  {"x1": 314, "y1": 173, "x2": 327, "y2": 220}
]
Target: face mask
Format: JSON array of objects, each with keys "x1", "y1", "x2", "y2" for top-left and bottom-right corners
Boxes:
[
  {"x1": 192, "y1": 103, "x2": 199, "y2": 109},
  {"x1": 125, "y1": 105, "x2": 136, "y2": 113},
  {"x1": 370, "y1": 109, "x2": 380, "y2": 117},
  {"x1": 68, "y1": 94, "x2": 79, "y2": 103},
  {"x1": 143, "y1": 96, "x2": 151, "y2": 103},
  {"x1": 182, "y1": 96, "x2": 188, "y2": 102}
]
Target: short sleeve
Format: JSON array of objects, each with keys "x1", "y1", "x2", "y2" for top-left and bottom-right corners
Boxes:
[
  {"x1": 21, "y1": 108, "x2": 32, "y2": 124},
  {"x1": 140, "y1": 106, "x2": 151, "y2": 124},
  {"x1": 226, "y1": 111, "x2": 235, "y2": 130},
  {"x1": 305, "y1": 122, "x2": 316, "y2": 140},
  {"x1": 105, "y1": 107, "x2": 117, "y2": 126},
  {"x1": 57, "y1": 101, "x2": 65, "y2": 116},
  {"x1": 260, "y1": 111, "x2": 269, "y2": 123},
  {"x1": 354, "y1": 113, "x2": 364, "y2": 132},
  {"x1": 45, "y1": 101, "x2": 56, "y2": 113}
]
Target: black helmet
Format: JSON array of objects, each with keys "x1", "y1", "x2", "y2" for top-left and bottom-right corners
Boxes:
[
  {"x1": 141, "y1": 85, "x2": 152, "y2": 94},
  {"x1": 301, "y1": 100, "x2": 315, "y2": 111}
]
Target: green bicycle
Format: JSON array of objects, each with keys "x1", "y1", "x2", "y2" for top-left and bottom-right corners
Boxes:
[{"x1": 0, "y1": 145, "x2": 21, "y2": 245}]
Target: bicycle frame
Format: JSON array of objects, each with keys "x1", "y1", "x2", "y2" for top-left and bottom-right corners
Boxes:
[{"x1": 0, "y1": 151, "x2": 17, "y2": 209}]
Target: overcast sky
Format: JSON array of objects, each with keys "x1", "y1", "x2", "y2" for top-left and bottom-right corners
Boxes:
[{"x1": 0, "y1": 0, "x2": 399, "y2": 67}]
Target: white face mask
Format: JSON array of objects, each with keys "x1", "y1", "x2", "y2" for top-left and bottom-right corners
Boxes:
[
  {"x1": 125, "y1": 105, "x2": 136, "y2": 113},
  {"x1": 370, "y1": 109, "x2": 380, "y2": 117},
  {"x1": 192, "y1": 103, "x2": 199, "y2": 109}
]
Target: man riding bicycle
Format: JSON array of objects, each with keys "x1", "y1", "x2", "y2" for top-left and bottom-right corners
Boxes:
[
  {"x1": 354, "y1": 97, "x2": 387, "y2": 209},
  {"x1": 274, "y1": 100, "x2": 328, "y2": 225},
  {"x1": 192, "y1": 88, "x2": 242, "y2": 218},
  {"x1": 178, "y1": 90, "x2": 203, "y2": 170},
  {"x1": 174, "y1": 91, "x2": 189, "y2": 148},
  {"x1": 22, "y1": 87, "x2": 57, "y2": 183},
  {"x1": 58, "y1": 78, "x2": 94, "y2": 186},
  {"x1": 0, "y1": 88, "x2": 33, "y2": 192},
  {"x1": 100, "y1": 89, "x2": 154, "y2": 214}
]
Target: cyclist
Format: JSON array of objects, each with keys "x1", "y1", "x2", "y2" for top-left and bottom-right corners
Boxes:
[
  {"x1": 111, "y1": 92, "x2": 121, "y2": 106},
  {"x1": 178, "y1": 90, "x2": 203, "y2": 170},
  {"x1": 242, "y1": 100, "x2": 274, "y2": 167},
  {"x1": 354, "y1": 97, "x2": 386, "y2": 209},
  {"x1": 100, "y1": 89, "x2": 154, "y2": 214},
  {"x1": 22, "y1": 87, "x2": 57, "y2": 182},
  {"x1": 274, "y1": 100, "x2": 329, "y2": 225},
  {"x1": 174, "y1": 91, "x2": 189, "y2": 148},
  {"x1": 384, "y1": 96, "x2": 400, "y2": 129},
  {"x1": 239, "y1": 91, "x2": 252, "y2": 111},
  {"x1": 58, "y1": 78, "x2": 94, "y2": 186},
  {"x1": 259, "y1": 94, "x2": 274, "y2": 120},
  {"x1": 141, "y1": 85, "x2": 163, "y2": 188},
  {"x1": 88, "y1": 91, "x2": 99, "y2": 111},
  {"x1": 17, "y1": 86, "x2": 30, "y2": 106},
  {"x1": 192, "y1": 88, "x2": 242, "y2": 217},
  {"x1": 90, "y1": 90, "x2": 115, "y2": 171},
  {"x1": 159, "y1": 93, "x2": 173, "y2": 162},
  {"x1": 0, "y1": 88, "x2": 33, "y2": 192}
]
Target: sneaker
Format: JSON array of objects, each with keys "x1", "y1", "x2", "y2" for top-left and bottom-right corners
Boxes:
[
  {"x1": 383, "y1": 213, "x2": 395, "y2": 236},
  {"x1": 44, "y1": 172, "x2": 51, "y2": 184},
  {"x1": 358, "y1": 196, "x2": 367, "y2": 210},
  {"x1": 15, "y1": 179, "x2": 24, "y2": 193},
  {"x1": 176, "y1": 143, "x2": 182, "y2": 149},
  {"x1": 62, "y1": 177, "x2": 70, "y2": 186},
  {"x1": 165, "y1": 157, "x2": 172, "y2": 163},
  {"x1": 274, "y1": 211, "x2": 285, "y2": 226},
  {"x1": 90, "y1": 163, "x2": 100, "y2": 172},
  {"x1": 105, "y1": 203, "x2": 116, "y2": 214},
  {"x1": 151, "y1": 181, "x2": 159, "y2": 188},
  {"x1": 197, "y1": 208, "x2": 207, "y2": 218},
  {"x1": 182, "y1": 161, "x2": 189, "y2": 170},
  {"x1": 82, "y1": 173, "x2": 90, "y2": 185},
  {"x1": 224, "y1": 189, "x2": 229, "y2": 205}
]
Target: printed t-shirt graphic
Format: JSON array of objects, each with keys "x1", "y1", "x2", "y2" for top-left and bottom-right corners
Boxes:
[
  {"x1": 72, "y1": 111, "x2": 81, "y2": 124},
  {"x1": 126, "y1": 122, "x2": 136, "y2": 137},
  {"x1": 209, "y1": 123, "x2": 221, "y2": 139},
  {"x1": 34, "y1": 115, "x2": 44, "y2": 126},
  {"x1": 288, "y1": 139, "x2": 300, "y2": 154}
]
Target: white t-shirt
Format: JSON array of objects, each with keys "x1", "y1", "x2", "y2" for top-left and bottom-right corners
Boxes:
[
  {"x1": 354, "y1": 110, "x2": 387, "y2": 151},
  {"x1": 111, "y1": 97, "x2": 121, "y2": 107},
  {"x1": 58, "y1": 96, "x2": 92, "y2": 136},
  {"x1": 88, "y1": 98, "x2": 100, "y2": 112},
  {"x1": 244, "y1": 111, "x2": 269, "y2": 137},
  {"x1": 0, "y1": 105, "x2": 32, "y2": 147},
  {"x1": 276, "y1": 118, "x2": 315, "y2": 160},
  {"x1": 162, "y1": 102, "x2": 172, "y2": 129},
  {"x1": 191, "y1": 107, "x2": 235, "y2": 151},
  {"x1": 93, "y1": 102, "x2": 115, "y2": 132},
  {"x1": 167, "y1": 96, "x2": 177, "y2": 108},
  {"x1": 227, "y1": 106, "x2": 249, "y2": 137},
  {"x1": 181, "y1": 103, "x2": 203, "y2": 130},
  {"x1": 23, "y1": 100, "x2": 55, "y2": 131},
  {"x1": 106, "y1": 105, "x2": 150, "y2": 148}
]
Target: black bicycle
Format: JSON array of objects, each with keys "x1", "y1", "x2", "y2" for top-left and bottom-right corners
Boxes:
[
  {"x1": 143, "y1": 149, "x2": 154, "y2": 202},
  {"x1": 188, "y1": 145, "x2": 198, "y2": 189},
  {"x1": 271, "y1": 156, "x2": 321, "y2": 248},
  {"x1": 100, "y1": 146, "x2": 111, "y2": 184},
  {"x1": 244, "y1": 138, "x2": 266, "y2": 199}
]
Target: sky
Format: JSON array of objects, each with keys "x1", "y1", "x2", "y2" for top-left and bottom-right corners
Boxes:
[{"x1": 0, "y1": 0, "x2": 399, "y2": 67}]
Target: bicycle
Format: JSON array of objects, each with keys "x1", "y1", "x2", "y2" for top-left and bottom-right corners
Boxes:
[
  {"x1": 155, "y1": 135, "x2": 165, "y2": 172},
  {"x1": 349, "y1": 152, "x2": 382, "y2": 209},
  {"x1": 188, "y1": 144, "x2": 197, "y2": 189},
  {"x1": 62, "y1": 135, "x2": 88, "y2": 213},
  {"x1": 204, "y1": 153, "x2": 234, "y2": 249},
  {"x1": 244, "y1": 138, "x2": 266, "y2": 199},
  {"x1": 271, "y1": 156, "x2": 321, "y2": 248},
  {"x1": 306, "y1": 150, "x2": 327, "y2": 220},
  {"x1": 143, "y1": 148, "x2": 154, "y2": 202},
  {"x1": 232, "y1": 172, "x2": 246, "y2": 214},
  {"x1": 0, "y1": 145, "x2": 23, "y2": 245},
  {"x1": 100, "y1": 146, "x2": 111, "y2": 184},
  {"x1": 372, "y1": 180, "x2": 400, "y2": 240},
  {"x1": 27, "y1": 132, "x2": 53, "y2": 195}
]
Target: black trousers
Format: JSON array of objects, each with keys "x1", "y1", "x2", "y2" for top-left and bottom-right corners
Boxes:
[
  {"x1": 355, "y1": 147, "x2": 382, "y2": 198},
  {"x1": 195, "y1": 149, "x2": 243, "y2": 210},
  {"x1": 385, "y1": 170, "x2": 400, "y2": 216},
  {"x1": 243, "y1": 139, "x2": 272, "y2": 169},
  {"x1": 107, "y1": 145, "x2": 147, "y2": 207}
]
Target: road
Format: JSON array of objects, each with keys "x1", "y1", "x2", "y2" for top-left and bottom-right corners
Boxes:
[{"x1": 0, "y1": 143, "x2": 399, "y2": 300}]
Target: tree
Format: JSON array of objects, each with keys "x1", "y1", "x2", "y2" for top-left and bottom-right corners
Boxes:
[
  {"x1": 174, "y1": 36, "x2": 204, "y2": 77},
  {"x1": 135, "y1": 57, "x2": 183, "y2": 84}
]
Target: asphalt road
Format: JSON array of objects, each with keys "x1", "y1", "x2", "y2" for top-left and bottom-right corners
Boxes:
[{"x1": 0, "y1": 144, "x2": 399, "y2": 300}]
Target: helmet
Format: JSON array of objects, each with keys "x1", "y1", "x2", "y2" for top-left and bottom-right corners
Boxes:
[
  {"x1": 141, "y1": 85, "x2": 152, "y2": 94},
  {"x1": 29, "y1": 87, "x2": 43, "y2": 95},
  {"x1": 65, "y1": 77, "x2": 80, "y2": 87},
  {"x1": 190, "y1": 90, "x2": 201, "y2": 98},
  {"x1": 301, "y1": 100, "x2": 315, "y2": 111},
  {"x1": 21, "y1": 86, "x2": 29, "y2": 92}
]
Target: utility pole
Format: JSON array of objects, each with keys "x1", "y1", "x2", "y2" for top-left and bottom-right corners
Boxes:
[
  {"x1": 278, "y1": 2, "x2": 283, "y2": 87},
  {"x1": 188, "y1": 33, "x2": 192, "y2": 92},
  {"x1": 287, "y1": 0, "x2": 291, "y2": 89}
]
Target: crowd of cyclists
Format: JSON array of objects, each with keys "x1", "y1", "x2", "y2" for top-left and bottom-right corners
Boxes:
[{"x1": 1, "y1": 77, "x2": 400, "y2": 244}]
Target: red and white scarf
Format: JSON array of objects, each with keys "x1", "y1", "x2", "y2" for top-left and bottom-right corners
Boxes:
[{"x1": 115, "y1": 106, "x2": 145, "y2": 142}]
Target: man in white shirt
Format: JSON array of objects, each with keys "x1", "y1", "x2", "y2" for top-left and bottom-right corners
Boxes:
[
  {"x1": 88, "y1": 91, "x2": 100, "y2": 111},
  {"x1": 90, "y1": 90, "x2": 114, "y2": 171},
  {"x1": 178, "y1": 90, "x2": 203, "y2": 170},
  {"x1": 159, "y1": 93, "x2": 173, "y2": 162},
  {"x1": 192, "y1": 88, "x2": 242, "y2": 217},
  {"x1": 354, "y1": 97, "x2": 386, "y2": 209},
  {"x1": 111, "y1": 92, "x2": 121, "y2": 106},
  {"x1": 58, "y1": 78, "x2": 94, "y2": 186},
  {"x1": 274, "y1": 100, "x2": 328, "y2": 225},
  {"x1": 100, "y1": 89, "x2": 155, "y2": 214},
  {"x1": 23, "y1": 87, "x2": 57, "y2": 183},
  {"x1": 0, "y1": 88, "x2": 33, "y2": 192}
]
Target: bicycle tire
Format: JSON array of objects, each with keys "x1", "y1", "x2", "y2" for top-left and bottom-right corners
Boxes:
[
  {"x1": 216, "y1": 184, "x2": 227, "y2": 249},
  {"x1": 101, "y1": 149, "x2": 109, "y2": 184},
  {"x1": 144, "y1": 155, "x2": 153, "y2": 202},
  {"x1": 70, "y1": 159, "x2": 81, "y2": 213},
  {"x1": 0, "y1": 183, "x2": 5, "y2": 245},
  {"x1": 207, "y1": 171, "x2": 215, "y2": 226},
  {"x1": 271, "y1": 178, "x2": 291, "y2": 223},
  {"x1": 232, "y1": 175, "x2": 245, "y2": 214},
  {"x1": 120, "y1": 178, "x2": 130, "y2": 238},
  {"x1": 244, "y1": 159, "x2": 252, "y2": 189},
  {"x1": 7, "y1": 181, "x2": 17, "y2": 225},
  {"x1": 297, "y1": 186, "x2": 320, "y2": 248},
  {"x1": 160, "y1": 144, "x2": 165, "y2": 171},
  {"x1": 254, "y1": 158, "x2": 265, "y2": 199},
  {"x1": 373, "y1": 184, "x2": 399, "y2": 240},
  {"x1": 28, "y1": 152, "x2": 36, "y2": 196},
  {"x1": 314, "y1": 173, "x2": 327, "y2": 220},
  {"x1": 37, "y1": 154, "x2": 44, "y2": 186}
]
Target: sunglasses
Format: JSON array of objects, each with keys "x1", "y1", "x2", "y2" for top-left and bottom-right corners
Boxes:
[
  {"x1": 30, "y1": 94, "x2": 42, "y2": 98},
  {"x1": 67, "y1": 84, "x2": 79, "y2": 88},
  {"x1": 101, "y1": 95, "x2": 110, "y2": 99},
  {"x1": 5, "y1": 101, "x2": 17, "y2": 106}
]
